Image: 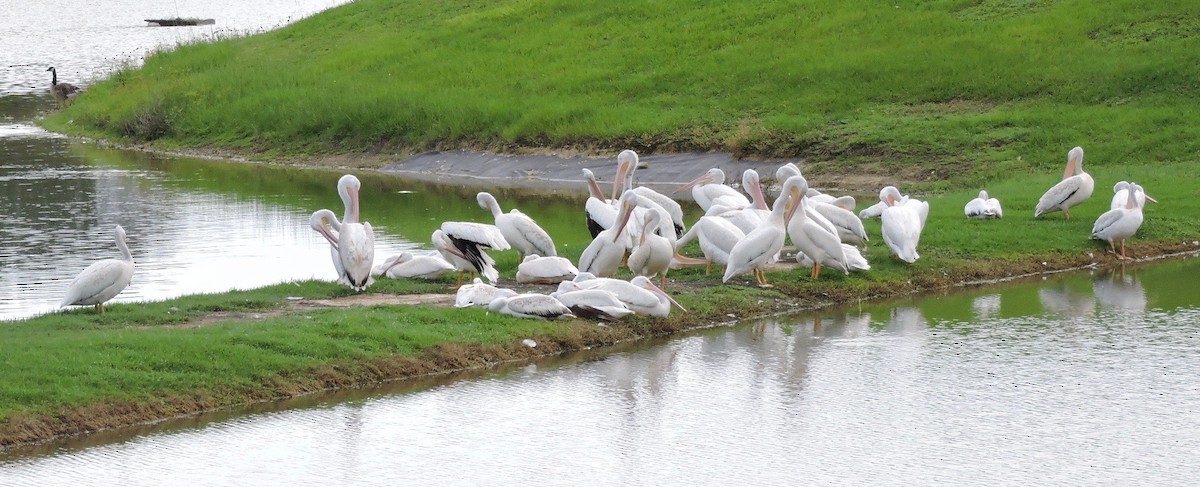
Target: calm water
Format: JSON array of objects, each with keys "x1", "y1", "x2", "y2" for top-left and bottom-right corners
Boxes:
[
  {"x1": 3, "y1": 259, "x2": 1198, "y2": 485},
  {"x1": 1, "y1": 0, "x2": 618, "y2": 320}
]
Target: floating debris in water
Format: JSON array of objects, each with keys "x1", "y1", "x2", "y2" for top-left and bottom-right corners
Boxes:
[{"x1": 522, "y1": 339, "x2": 537, "y2": 348}]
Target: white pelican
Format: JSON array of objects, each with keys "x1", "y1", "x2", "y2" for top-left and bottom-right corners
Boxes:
[
  {"x1": 578, "y1": 190, "x2": 638, "y2": 278},
  {"x1": 674, "y1": 168, "x2": 749, "y2": 212},
  {"x1": 723, "y1": 175, "x2": 802, "y2": 286},
  {"x1": 704, "y1": 169, "x2": 770, "y2": 235},
  {"x1": 965, "y1": 190, "x2": 1003, "y2": 219},
  {"x1": 310, "y1": 208, "x2": 373, "y2": 289},
  {"x1": 433, "y1": 222, "x2": 510, "y2": 285},
  {"x1": 487, "y1": 293, "x2": 574, "y2": 320},
  {"x1": 550, "y1": 283, "x2": 634, "y2": 321},
  {"x1": 455, "y1": 279, "x2": 514, "y2": 308},
  {"x1": 315, "y1": 175, "x2": 361, "y2": 284},
  {"x1": 61, "y1": 224, "x2": 135, "y2": 314},
  {"x1": 880, "y1": 186, "x2": 926, "y2": 263},
  {"x1": 582, "y1": 168, "x2": 622, "y2": 240},
  {"x1": 797, "y1": 244, "x2": 870, "y2": 272},
  {"x1": 1110, "y1": 181, "x2": 1157, "y2": 210},
  {"x1": 1035, "y1": 146, "x2": 1094, "y2": 220},
  {"x1": 1092, "y1": 182, "x2": 1145, "y2": 260},
  {"x1": 859, "y1": 201, "x2": 886, "y2": 220},
  {"x1": 674, "y1": 215, "x2": 745, "y2": 275},
  {"x1": 627, "y1": 211, "x2": 673, "y2": 287},
  {"x1": 775, "y1": 163, "x2": 838, "y2": 236},
  {"x1": 785, "y1": 176, "x2": 849, "y2": 279},
  {"x1": 573, "y1": 273, "x2": 685, "y2": 318},
  {"x1": 811, "y1": 201, "x2": 869, "y2": 245},
  {"x1": 615, "y1": 150, "x2": 686, "y2": 236},
  {"x1": 516, "y1": 254, "x2": 578, "y2": 284},
  {"x1": 373, "y1": 251, "x2": 455, "y2": 279},
  {"x1": 477, "y1": 191, "x2": 557, "y2": 258}
]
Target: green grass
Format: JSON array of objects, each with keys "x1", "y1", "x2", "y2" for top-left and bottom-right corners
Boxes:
[{"x1": 42, "y1": 0, "x2": 1200, "y2": 185}]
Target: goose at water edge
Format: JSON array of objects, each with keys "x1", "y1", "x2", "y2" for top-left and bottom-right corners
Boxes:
[
  {"x1": 47, "y1": 66, "x2": 81, "y2": 107},
  {"x1": 61, "y1": 225, "x2": 135, "y2": 314},
  {"x1": 1035, "y1": 146, "x2": 1094, "y2": 220}
]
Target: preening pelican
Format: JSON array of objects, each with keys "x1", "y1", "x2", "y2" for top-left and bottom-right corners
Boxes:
[
  {"x1": 859, "y1": 201, "x2": 887, "y2": 220},
  {"x1": 573, "y1": 273, "x2": 685, "y2": 318},
  {"x1": 627, "y1": 210, "x2": 673, "y2": 287},
  {"x1": 488, "y1": 293, "x2": 574, "y2": 320},
  {"x1": 515, "y1": 254, "x2": 578, "y2": 284},
  {"x1": 965, "y1": 190, "x2": 1003, "y2": 219},
  {"x1": 373, "y1": 251, "x2": 455, "y2": 279},
  {"x1": 551, "y1": 282, "x2": 634, "y2": 321},
  {"x1": 314, "y1": 175, "x2": 362, "y2": 285},
  {"x1": 582, "y1": 168, "x2": 622, "y2": 240},
  {"x1": 674, "y1": 215, "x2": 745, "y2": 275},
  {"x1": 723, "y1": 175, "x2": 801, "y2": 286},
  {"x1": 455, "y1": 278, "x2": 515, "y2": 308},
  {"x1": 1035, "y1": 146, "x2": 1094, "y2": 220},
  {"x1": 1110, "y1": 181, "x2": 1157, "y2": 210},
  {"x1": 785, "y1": 176, "x2": 849, "y2": 279},
  {"x1": 578, "y1": 190, "x2": 638, "y2": 278},
  {"x1": 775, "y1": 163, "x2": 838, "y2": 236},
  {"x1": 1092, "y1": 182, "x2": 1145, "y2": 260},
  {"x1": 811, "y1": 200, "x2": 869, "y2": 245},
  {"x1": 338, "y1": 220, "x2": 375, "y2": 291},
  {"x1": 880, "y1": 186, "x2": 926, "y2": 263},
  {"x1": 61, "y1": 224, "x2": 135, "y2": 314},
  {"x1": 615, "y1": 150, "x2": 686, "y2": 236},
  {"x1": 477, "y1": 191, "x2": 557, "y2": 258},
  {"x1": 434, "y1": 222, "x2": 510, "y2": 285},
  {"x1": 674, "y1": 168, "x2": 749, "y2": 212}
]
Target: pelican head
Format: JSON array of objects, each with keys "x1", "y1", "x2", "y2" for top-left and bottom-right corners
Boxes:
[
  {"x1": 613, "y1": 190, "x2": 640, "y2": 242},
  {"x1": 310, "y1": 209, "x2": 341, "y2": 248},
  {"x1": 613, "y1": 149, "x2": 639, "y2": 198},
  {"x1": 880, "y1": 186, "x2": 902, "y2": 207},
  {"x1": 781, "y1": 175, "x2": 807, "y2": 224},
  {"x1": 336, "y1": 174, "x2": 362, "y2": 223},
  {"x1": 1063, "y1": 146, "x2": 1085, "y2": 179},
  {"x1": 674, "y1": 168, "x2": 725, "y2": 194}
]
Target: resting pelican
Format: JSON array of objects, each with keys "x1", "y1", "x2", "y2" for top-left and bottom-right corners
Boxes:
[
  {"x1": 880, "y1": 186, "x2": 925, "y2": 263},
  {"x1": 965, "y1": 190, "x2": 1003, "y2": 219},
  {"x1": 674, "y1": 168, "x2": 749, "y2": 212},
  {"x1": 477, "y1": 192, "x2": 557, "y2": 258},
  {"x1": 614, "y1": 150, "x2": 686, "y2": 236},
  {"x1": 373, "y1": 251, "x2": 455, "y2": 279},
  {"x1": 627, "y1": 211, "x2": 673, "y2": 287},
  {"x1": 573, "y1": 273, "x2": 685, "y2": 318},
  {"x1": 723, "y1": 175, "x2": 801, "y2": 286},
  {"x1": 578, "y1": 190, "x2": 638, "y2": 278},
  {"x1": 551, "y1": 282, "x2": 634, "y2": 321},
  {"x1": 786, "y1": 176, "x2": 849, "y2": 279},
  {"x1": 811, "y1": 200, "x2": 868, "y2": 245},
  {"x1": 488, "y1": 293, "x2": 574, "y2": 320},
  {"x1": 1110, "y1": 181, "x2": 1157, "y2": 210},
  {"x1": 674, "y1": 215, "x2": 745, "y2": 275},
  {"x1": 515, "y1": 254, "x2": 578, "y2": 284},
  {"x1": 1035, "y1": 146, "x2": 1094, "y2": 219},
  {"x1": 1092, "y1": 182, "x2": 1145, "y2": 260},
  {"x1": 61, "y1": 225, "x2": 135, "y2": 314},
  {"x1": 433, "y1": 222, "x2": 510, "y2": 285},
  {"x1": 455, "y1": 278, "x2": 514, "y2": 308}
]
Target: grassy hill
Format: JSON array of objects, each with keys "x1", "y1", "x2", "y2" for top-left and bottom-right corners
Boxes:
[{"x1": 43, "y1": 0, "x2": 1200, "y2": 187}]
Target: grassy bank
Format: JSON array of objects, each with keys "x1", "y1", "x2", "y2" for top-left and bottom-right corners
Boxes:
[
  {"x1": 13, "y1": 0, "x2": 1200, "y2": 448},
  {"x1": 41, "y1": 0, "x2": 1200, "y2": 187}
]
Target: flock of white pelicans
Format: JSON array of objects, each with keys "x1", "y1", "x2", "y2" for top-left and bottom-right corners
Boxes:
[{"x1": 59, "y1": 146, "x2": 1153, "y2": 319}]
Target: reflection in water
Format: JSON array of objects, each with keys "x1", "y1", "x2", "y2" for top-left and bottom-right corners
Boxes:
[
  {"x1": 5, "y1": 260, "x2": 1200, "y2": 484},
  {"x1": 1037, "y1": 282, "x2": 1097, "y2": 320},
  {"x1": 1092, "y1": 266, "x2": 1147, "y2": 315},
  {"x1": 971, "y1": 293, "x2": 1001, "y2": 320}
]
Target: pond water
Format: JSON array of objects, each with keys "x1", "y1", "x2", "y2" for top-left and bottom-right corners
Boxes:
[
  {"x1": 1, "y1": 0, "x2": 626, "y2": 320},
  {"x1": 3, "y1": 258, "x2": 1198, "y2": 484}
]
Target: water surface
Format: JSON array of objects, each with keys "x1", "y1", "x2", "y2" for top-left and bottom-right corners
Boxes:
[{"x1": 4, "y1": 259, "x2": 1198, "y2": 485}]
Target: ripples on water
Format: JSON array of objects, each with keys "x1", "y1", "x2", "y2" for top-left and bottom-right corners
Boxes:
[{"x1": 4, "y1": 263, "x2": 1199, "y2": 485}]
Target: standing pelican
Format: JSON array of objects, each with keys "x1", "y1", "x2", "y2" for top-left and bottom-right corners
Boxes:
[
  {"x1": 965, "y1": 190, "x2": 1003, "y2": 219},
  {"x1": 674, "y1": 168, "x2": 749, "y2": 212},
  {"x1": 1035, "y1": 146, "x2": 1094, "y2": 219},
  {"x1": 786, "y1": 176, "x2": 850, "y2": 279},
  {"x1": 487, "y1": 293, "x2": 574, "y2": 320},
  {"x1": 578, "y1": 190, "x2": 638, "y2": 278},
  {"x1": 1092, "y1": 182, "x2": 1145, "y2": 260},
  {"x1": 434, "y1": 222, "x2": 510, "y2": 285},
  {"x1": 1110, "y1": 181, "x2": 1158, "y2": 210},
  {"x1": 314, "y1": 175, "x2": 362, "y2": 285},
  {"x1": 723, "y1": 176, "x2": 801, "y2": 286},
  {"x1": 337, "y1": 220, "x2": 375, "y2": 291},
  {"x1": 477, "y1": 192, "x2": 557, "y2": 258},
  {"x1": 61, "y1": 225, "x2": 135, "y2": 314},
  {"x1": 614, "y1": 149, "x2": 686, "y2": 236},
  {"x1": 627, "y1": 211, "x2": 673, "y2": 287},
  {"x1": 880, "y1": 186, "x2": 925, "y2": 263},
  {"x1": 47, "y1": 67, "x2": 81, "y2": 107},
  {"x1": 582, "y1": 168, "x2": 621, "y2": 240}
]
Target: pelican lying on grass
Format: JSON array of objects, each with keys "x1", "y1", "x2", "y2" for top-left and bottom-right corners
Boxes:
[
  {"x1": 965, "y1": 190, "x2": 1003, "y2": 219},
  {"x1": 515, "y1": 254, "x2": 578, "y2": 284},
  {"x1": 488, "y1": 293, "x2": 574, "y2": 320},
  {"x1": 373, "y1": 252, "x2": 455, "y2": 279},
  {"x1": 455, "y1": 278, "x2": 515, "y2": 308}
]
